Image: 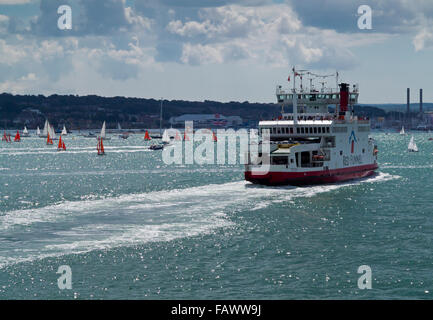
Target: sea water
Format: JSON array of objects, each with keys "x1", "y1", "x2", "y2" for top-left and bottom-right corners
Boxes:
[{"x1": 0, "y1": 132, "x2": 432, "y2": 299}]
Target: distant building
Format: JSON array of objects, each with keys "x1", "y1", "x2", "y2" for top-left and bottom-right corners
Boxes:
[{"x1": 169, "y1": 114, "x2": 242, "y2": 128}]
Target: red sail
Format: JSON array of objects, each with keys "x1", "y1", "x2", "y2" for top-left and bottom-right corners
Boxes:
[
  {"x1": 62, "y1": 141, "x2": 66, "y2": 150},
  {"x1": 58, "y1": 135, "x2": 63, "y2": 149},
  {"x1": 175, "y1": 132, "x2": 181, "y2": 141},
  {"x1": 47, "y1": 132, "x2": 53, "y2": 145},
  {"x1": 144, "y1": 130, "x2": 151, "y2": 140},
  {"x1": 14, "y1": 131, "x2": 20, "y2": 142}
]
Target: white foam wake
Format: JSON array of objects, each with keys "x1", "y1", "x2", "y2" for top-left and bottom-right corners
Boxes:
[{"x1": 0, "y1": 171, "x2": 398, "y2": 268}]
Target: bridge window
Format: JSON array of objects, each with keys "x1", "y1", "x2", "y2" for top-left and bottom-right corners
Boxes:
[
  {"x1": 271, "y1": 156, "x2": 289, "y2": 165},
  {"x1": 314, "y1": 127, "x2": 317, "y2": 134}
]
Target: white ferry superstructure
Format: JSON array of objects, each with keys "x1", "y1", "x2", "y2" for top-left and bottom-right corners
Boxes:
[{"x1": 245, "y1": 68, "x2": 378, "y2": 185}]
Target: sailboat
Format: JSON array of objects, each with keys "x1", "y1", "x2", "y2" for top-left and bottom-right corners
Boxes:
[
  {"x1": 36, "y1": 126, "x2": 41, "y2": 136},
  {"x1": 57, "y1": 135, "x2": 66, "y2": 151},
  {"x1": 14, "y1": 131, "x2": 21, "y2": 142},
  {"x1": 2, "y1": 131, "x2": 11, "y2": 142},
  {"x1": 408, "y1": 135, "x2": 418, "y2": 152},
  {"x1": 41, "y1": 119, "x2": 49, "y2": 138},
  {"x1": 151, "y1": 98, "x2": 163, "y2": 139},
  {"x1": 144, "y1": 130, "x2": 151, "y2": 141},
  {"x1": 98, "y1": 121, "x2": 110, "y2": 141},
  {"x1": 22, "y1": 126, "x2": 30, "y2": 137},
  {"x1": 49, "y1": 125, "x2": 57, "y2": 140},
  {"x1": 400, "y1": 126, "x2": 406, "y2": 135},
  {"x1": 162, "y1": 130, "x2": 171, "y2": 145},
  {"x1": 46, "y1": 131, "x2": 53, "y2": 145},
  {"x1": 61, "y1": 125, "x2": 68, "y2": 136},
  {"x1": 97, "y1": 137, "x2": 105, "y2": 155}
]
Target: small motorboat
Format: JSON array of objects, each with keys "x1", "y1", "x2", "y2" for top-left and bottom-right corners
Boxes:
[
  {"x1": 119, "y1": 132, "x2": 129, "y2": 139},
  {"x1": 149, "y1": 144, "x2": 164, "y2": 150}
]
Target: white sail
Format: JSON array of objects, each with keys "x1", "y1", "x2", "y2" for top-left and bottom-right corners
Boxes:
[
  {"x1": 23, "y1": 126, "x2": 28, "y2": 134},
  {"x1": 400, "y1": 126, "x2": 405, "y2": 135},
  {"x1": 117, "y1": 123, "x2": 121, "y2": 131},
  {"x1": 36, "y1": 126, "x2": 41, "y2": 136},
  {"x1": 42, "y1": 120, "x2": 49, "y2": 136},
  {"x1": 100, "y1": 121, "x2": 106, "y2": 139},
  {"x1": 50, "y1": 125, "x2": 56, "y2": 139},
  {"x1": 162, "y1": 130, "x2": 170, "y2": 143},
  {"x1": 61, "y1": 125, "x2": 67, "y2": 135},
  {"x1": 408, "y1": 136, "x2": 418, "y2": 152}
]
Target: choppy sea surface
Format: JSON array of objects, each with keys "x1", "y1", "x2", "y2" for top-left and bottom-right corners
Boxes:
[{"x1": 0, "y1": 131, "x2": 432, "y2": 299}]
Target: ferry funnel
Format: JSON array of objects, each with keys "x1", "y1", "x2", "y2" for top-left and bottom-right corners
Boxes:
[{"x1": 339, "y1": 83, "x2": 349, "y2": 113}]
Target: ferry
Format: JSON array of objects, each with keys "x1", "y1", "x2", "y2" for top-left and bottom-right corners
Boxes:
[{"x1": 245, "y1": 68, "x2": 378, "y2": 186}]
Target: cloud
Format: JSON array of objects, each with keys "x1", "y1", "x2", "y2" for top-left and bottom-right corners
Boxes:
[
  {"x1": 413, "y1": 27, "x2": 433, "y2": 51},
  {"x1": 25, "y1": 0, "x2": 152, "y2": 37},
  {"x1": 165, "y1": 4, "x2": 384, "y2": 69},
  {"x1": 0, "y1": 0, "x2": 33, "y2": 4}
]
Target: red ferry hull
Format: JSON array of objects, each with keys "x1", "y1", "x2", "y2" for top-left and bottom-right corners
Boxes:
[{"x1": 245, "y1": 164, "x2": 378, "y2": 186}]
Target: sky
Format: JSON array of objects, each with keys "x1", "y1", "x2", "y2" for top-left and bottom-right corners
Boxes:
[{"x1": 0, "y1": 0, "x2": 432, "y2": 104}]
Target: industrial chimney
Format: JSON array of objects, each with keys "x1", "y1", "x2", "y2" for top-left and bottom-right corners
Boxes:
[
  {"x1": 420, "y1": 89, "x2": 423, "y2": 113},
  {"x1": 407, "y1": 88, "x2": 410, "y2": 114}
]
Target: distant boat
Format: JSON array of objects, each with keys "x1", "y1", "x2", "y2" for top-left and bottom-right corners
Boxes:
[
  {"x1": 162, "y1": 130, "x2": 171, "y2": 144},
  {"x1": 82, "y1": 131, "x2": 96, "y2": 138},
  {"x1": 119, "y1": 132, "x2": 129, "y2": 139},
  {"x1": 400, "y1": 126, "x2": 406, "y2": 135},
  {"x1": 49, "y1": 125, "x2": 57, "y2": 140},
  {"x1": 57, "y1": 135, "x2": 66, "y2": 151},
  {"x1": 40, "y1": 120, "x2": 50, "y2": 138},
  {"x1": 144, "y1": 130, "x2": 151, "y2": 141},
  {"x1": 117, "y1": 123, "x2": 122, "y2": 131},
  {"x1": 97, "y1": 121, "x2": 110, "y2": 140},
  {"x1": 36, "y1": 126, "x2": 41, "y2": 136},
  {"x1": 97, "y1": 137, "x2": 105, "y2": 155},
  {"x1": 61, "y1": 125, "x2": 68, "y2": 136},
  {"x1": 22, "y1": 126, "x2": 30, "y2": 137},
  {"x1": 408, "y1": 135, "x2": 418, "y2": 152},
  {"x1": 46, "y1": 131, "x2": 53, "y2": 145},
  {"x1": 2, "y1": 132, "x2": 11, "y2": 143},
  {"x1": 14, "y1": 131, "x2": 21, "y2": 142},
  {"x1": 149, "y1": 144, "x2": 164, "y2": 150}
]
